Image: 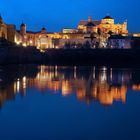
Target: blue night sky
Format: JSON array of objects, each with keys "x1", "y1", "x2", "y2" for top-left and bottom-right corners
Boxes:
[{"x1": 0, "y1": 0, "x2": 140, "y2": 32}]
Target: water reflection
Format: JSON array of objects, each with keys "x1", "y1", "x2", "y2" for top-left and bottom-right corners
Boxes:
[{"x1": 0, "y1": 65, "x2": 140, "y2": 108}]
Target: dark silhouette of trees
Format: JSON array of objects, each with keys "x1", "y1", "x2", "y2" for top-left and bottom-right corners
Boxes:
[{"x1": 131, "y1": 38, "x2": 140, "y2": 49}]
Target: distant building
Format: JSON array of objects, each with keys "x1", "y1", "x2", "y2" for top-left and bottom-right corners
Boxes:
[
  {"x1": 129, "y1": 32, "x2": 140, "y2": 37},
  {"x1": 107, "y1": 35, "x2": 132, "y2": 49},
  {"x1": 16, "y1": 15, "x2": 128, "y2": 49},
  {"x1": 78, "y1": 16, "x2": 128, "y2": 35},
  {"x1": 62, "y1": 28, "x2": 78, "y2": 34},
  {"x1": 0, "y1": 14, "x2": 131, "y2": 49}
]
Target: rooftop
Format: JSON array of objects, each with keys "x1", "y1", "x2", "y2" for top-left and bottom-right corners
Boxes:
[
  {"x1": 79, "y1": 20, "x2": 101, "y2": 26},
  {"x1": 103, "y1": 16, "x2": 114, "y2": 19}
]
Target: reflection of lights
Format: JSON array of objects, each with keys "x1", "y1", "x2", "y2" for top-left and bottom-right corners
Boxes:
[
  {"x1": 122, "y1": 76, "x2": 124, "y2": 83},
  {"x1": 47, "y1": 81, "x2": 60, "y2": 92},
  {"x1": 17, "y1": 80, "x2": 20, "y2": 93},
  {"x1": 62, "y1": 75, "x2": 65, "y2": 79},
  {"x1": 102, "y1": 66, "x2": 107, "y2": 71},
  {"x1": 77, "y1": 88, "x2": 86, "y2": 100},
  {"x1": 74, "y1": 66, "x2": 77, "y2": 79},
  {"x1": 41, "y1": 65, "x2": 45, "y2": 73},
  {"x1": 93, "y1": 66, "x2": 96, "y2": 79},
  {"x1": 62, "y1": 81, "x2": 71, "y2": 96},
  {"x1": 55, "y1": 65, "x2": 58, "y2": 77},
  {"x1": 92, "y1": 87, "x2": 97, "y2": 98},
  {"x1": 37, "y1": 73, "x2": 40, "y2": 79},
  {"x1": 101, "y1": 71, "x2": 107, "y2": 82},
  {"x1": 14, "y1": 82, "x2": 17, "y2": 94},
  {"x1": 91, "y1": 84, "x2": 127, "y2": 105},
  {"x1": 110, "y1": 68, "x2": 113, "y2": 81},
  {"x1": 23, "y1": 76, "x2": 26, "y2": 82},
  {"x1": 12, "y1": 66, "x2": 128, "y2": 106},
  {"x1": 23, "y1": 76, "x2": 26, "y2": 89},
  {"x1": 132, "y1": 85, "x2": 140, "y2": 91}
]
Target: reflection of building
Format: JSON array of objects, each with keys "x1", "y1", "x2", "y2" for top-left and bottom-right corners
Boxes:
[
  {"x1": 24, "y1": 66, "x2": 130, "y2": 105},
  {"x1": 1, "y1": 66, "x2": 140, "y2": 108},
  {"x1": 91, "y1": 83, "x2": 127, "y2": 105},
  {"x1": 132, "y1": 85, "x2": 140, "y2": 91}
]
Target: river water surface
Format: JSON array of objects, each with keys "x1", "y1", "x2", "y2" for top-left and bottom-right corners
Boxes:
[{"x1": 0, "y1": 65, "x2": 140, "y2": 140}]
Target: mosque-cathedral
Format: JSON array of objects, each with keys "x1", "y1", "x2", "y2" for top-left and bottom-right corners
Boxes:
[{"x1": 0, "y1": 14, "x2": 134, "y2": 49}]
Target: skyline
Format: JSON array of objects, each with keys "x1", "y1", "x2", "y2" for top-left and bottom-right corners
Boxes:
[{"x1": 0, "y1": 0, "x2": 140, "y2": 32}]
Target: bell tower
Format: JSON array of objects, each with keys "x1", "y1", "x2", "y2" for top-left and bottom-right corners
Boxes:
[
  {"x1": 0, "y1": 14, "x2": 7, "y2": 39},
  {"x1": 88, "y1": 16, "x2": 92, "y2": 23},
  {"x1": 0, "y1": 14, "x2": 3, "y2": 24},
  {"x1": 20, "y1": 21, "x2": 26, "y2": 36},
  {"x1": 122, "y1": 19, "x2": 128, "y2": 34}
]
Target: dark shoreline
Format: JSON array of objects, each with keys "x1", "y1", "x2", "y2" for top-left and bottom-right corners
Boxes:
[
  {"x1": 45, "y1": 49, "x2": 140, "y2": 66},
  {"x1": 0, "y1": 47, "x2": 140, "y2": 67}
]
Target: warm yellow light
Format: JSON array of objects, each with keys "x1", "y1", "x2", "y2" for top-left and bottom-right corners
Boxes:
[
  {"x1": 55, "y1": 46, "x2": 59, "y2": 49},
  {"x1": 30, "y1": 40, "x2": 33, "y2": 44},
  {"x1": 23, "y1": 43, "x2": 27, "y2": 47},
  {"x1": 40, "y1": 49, "x2": 45, "y2": 53},
  {"x1": 16, "y1": 41, "x2": 20, "y2": 45}
]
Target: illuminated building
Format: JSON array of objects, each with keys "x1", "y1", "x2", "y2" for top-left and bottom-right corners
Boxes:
[
  {"x1": 108, "y1": 35, "x2": 132, "y2": 49},
  {"x1": 78, "y1": 16, "x2": 128, "y2": 35},
  {"x1": 129, "y1": 32, "x2": 140, "y2": 37},
  {"x1": 0, "y1": 15, "x2": 16, "y2": 42},
  {"x1": 13, "y1": 15, "x2": 130, "y2": 49},
  {"x1": 0, "y1": 14, "x2": 135, "y2": 49},
  {"x1": 0, "y1": 15, "x2": 7, "y2": 39}
]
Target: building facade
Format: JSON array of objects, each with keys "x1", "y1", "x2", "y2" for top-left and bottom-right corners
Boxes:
[
  {"x1": 0, "y1": 15, "x2": 16, "y2": 42},
  {"x1": 78, "y1": 16, "x2": 128, "y2": 35},
  {"x1": 107, "y1": 35, "x2": 132, "y2": 49},
  {"x1": 0, "y1": 14, "x2": 132, "y2": 49},
  {"x1": 0, "y1": 15, "x2": 7, "y2": 39}
]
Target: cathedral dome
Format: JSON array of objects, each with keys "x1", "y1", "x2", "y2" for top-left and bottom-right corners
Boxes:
[
  {"x1": 41, "y1": 27, "x2": 46, "y2": 31},
  {"x1": 20, "y1": 22, "x2": 26, "y2": 27},
  {"x1": 103, "y1": 16, "x2": 113, "y2": 19},
  {"x1": 41, "y1": 27, "x2": 47, "y2": 33}
]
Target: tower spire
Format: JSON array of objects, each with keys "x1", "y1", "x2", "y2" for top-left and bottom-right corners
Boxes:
[
  {"x1": 0, "y1": 13, "x2": 3, "y2": 24},
  {"x1": 0, "y1": 13, "x2": 2, "y2": 20},
  {"x1": 88, "y1": 16, "x2": 92, "y2": 22}
]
